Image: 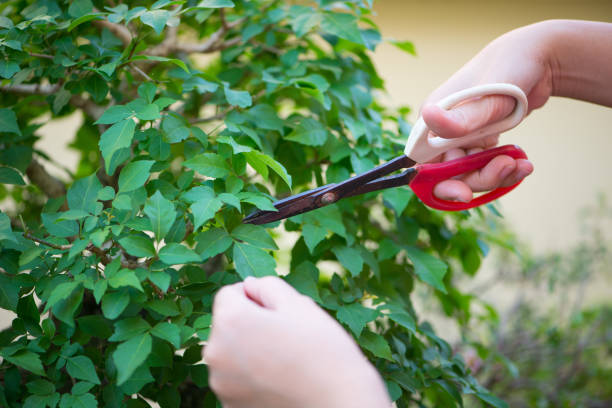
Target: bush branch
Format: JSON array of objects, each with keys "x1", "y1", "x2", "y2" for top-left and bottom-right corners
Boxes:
[
  {"x1": 26, "y1": 159, "x2": 67, "y2": 199},
  {"x1": 0, "y1": 83, "x2": 60, "y2": 95},
  {"x1": 24, "y1": 231, "x2": 71, "y2": 250},
  {"x1": 93, "y1": 19, "x2": 132, "y2": 46},
  {"x1": 146, "y1": 16, "x2": 246, "y2": 56}
]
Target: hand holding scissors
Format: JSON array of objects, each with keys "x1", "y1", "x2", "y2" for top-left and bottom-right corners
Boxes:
[{"x1": 244, "y1": 83, "x2": 529, "y2": 225}]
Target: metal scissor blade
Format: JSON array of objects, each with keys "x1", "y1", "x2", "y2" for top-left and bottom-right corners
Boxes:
[
  {"x1": 243, "y1": 154, "x2": 417, "y2": 225},
  {"x1": 242, "y1": 184, "x2": 337, "y2": 225}
]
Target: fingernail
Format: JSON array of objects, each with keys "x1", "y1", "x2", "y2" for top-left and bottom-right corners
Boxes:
[
  {"x1": 499, "y1": 165, "x2": 514, "y2": 180},
  {"x1": 244, "y1": 276, "x2": 255, "y2": 283}
]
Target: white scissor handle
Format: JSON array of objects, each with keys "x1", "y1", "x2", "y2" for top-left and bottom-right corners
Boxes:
[{"x1": 404, "y1": 83, "x2": 528, "y2": 163}]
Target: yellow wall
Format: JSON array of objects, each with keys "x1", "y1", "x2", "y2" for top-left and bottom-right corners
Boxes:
[{"x1": 370, "y1": 0, "x2": 612, "y2": 252}]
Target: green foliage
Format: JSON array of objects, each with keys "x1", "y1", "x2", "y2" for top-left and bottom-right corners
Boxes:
[
  {"x1": 463, "y1": 197, "x2": 612, "y2": 408},
  {"x1": 0, "y1": 0, "x2": 504, "y2": 406}
]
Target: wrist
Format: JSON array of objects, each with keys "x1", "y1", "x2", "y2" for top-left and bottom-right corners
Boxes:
[
  {"x1": 533, "y1": 20, "x2": 612, "y2": 106},
  {"x1": 322, "y1": 363, "x2": 392, "y2": 408}
]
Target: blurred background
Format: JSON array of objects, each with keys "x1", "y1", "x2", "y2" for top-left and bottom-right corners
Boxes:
[{"x1": 13, "y1": 0, "x2": 612, "y2": 405}]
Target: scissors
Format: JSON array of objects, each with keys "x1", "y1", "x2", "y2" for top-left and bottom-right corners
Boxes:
[{"x1": 243, "y1": 83, "x2": 529, "y2": 225}]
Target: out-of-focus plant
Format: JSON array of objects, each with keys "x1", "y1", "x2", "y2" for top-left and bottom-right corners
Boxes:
[{"x1": 461, "y1": 196, "x2": 612, "y2": 408}]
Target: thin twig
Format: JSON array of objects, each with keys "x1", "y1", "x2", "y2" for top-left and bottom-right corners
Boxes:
[
  {"x1": 131, "y1": 64, "x2": 154, "y2": 82},
  {"x1": 29, "y1": 52, "x2": 54, "y2": 60},
  {"x1": 24, "y1": 232, "x2": 71, "y2": 250},
  {"x1": 0, "y1": 83, "x2": 60, "y2": 95},
  {"x1": 190, "y1": 110, "x2": 230, "y2": 124},
  {"x1": 146, "y1": 16, "x2": 246, "y2": 56}
]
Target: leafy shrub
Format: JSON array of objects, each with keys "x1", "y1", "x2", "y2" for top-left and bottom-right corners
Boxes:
[
  {"x1": 461, "y1": 197, "x2": 612, "y2": 408},
  {"x1": 0, "y1": 1, "x2": 505, "y2": 407}
]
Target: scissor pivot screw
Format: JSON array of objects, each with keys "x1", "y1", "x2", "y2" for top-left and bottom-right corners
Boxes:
[{"x1": 321, "y1": 192, "x2": 337, "y2": 205}]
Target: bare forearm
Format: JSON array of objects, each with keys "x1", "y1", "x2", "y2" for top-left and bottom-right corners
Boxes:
[{"x1": 542, "y1": 20, "x2": 612, "y2": 106}]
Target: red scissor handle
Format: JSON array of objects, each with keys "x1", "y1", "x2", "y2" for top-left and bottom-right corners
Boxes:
[{"x1": 409, "y1": 144, "x2": 528, "y2": 211}]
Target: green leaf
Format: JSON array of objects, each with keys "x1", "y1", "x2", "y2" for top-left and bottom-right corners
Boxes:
[
  {"x1": 119, "y1": 235, "x2": 156, "y2": 258},
  {"x1": 321, "y1": 12, "x2": 363, "y2": 44},
  {"x1": 289, "y1": 6, "x2": 321, "y2": 37},
  {"x1": 0, "y1": 60, "x2": 20, "y2": 79},
  {"x1": 85, "y1": 74, "x2": 109, "y2": 103},
  {"x1": 378, "y1": 238, "x2": 400, "y2": 261},
  {"x1": 224, "y1": 86, "x2": 252, "y2": 108},
  {"x1": 130, "y1": 55, "x2": 189, "y2": 73},
  {"x1": 149, "y1": 271, "x2": 171, "y2": 293},
  {"x1": 197, "y1": 0, "x2": 235, "y2": 7},
  {"x1": 146, "y1": 299, "x2": 180, "y2": 316},
  {"x1": 195, "y1": 228, "x2": 233, "y2": 260},
  {"x1": 382, "y1": 187, "x2": 413, "y2": 215},
  {"x1": 359, "y1": 330, "x2": 393, "y2": 360},
  {"x1": 190, "y1": 196, "x2": 223, "y2": 231},
  {"x1": 99, "y1": 119, "x2": 136, "y2": 173},
  {"x1": 0, "y1": 108, "x2": 21, "y2": 135},
  {"x1": 0, "y1": 272, "x2": 19, "y2": 311},
  {"x1": 151, "y1": 322, "x2": 181, "y2": 348},
  {"x1": 286, "y1": 118, "x2": 327, "y2": 146},
  {"x1": 285, "y1": 261, "x2": 321, "y2": 303},
  {"x1": 119, "y1": 364, "x2": 154, "y2": 395},
  {"x1": 0, "y1": 213, "x2": 17, "y2": 243},
  {"x1": 302, "y1": 224, "x2": 327, "y2": 253},
  {"x1": 144, "y1": 191, "x2": 177, "y2": 241},
  {"x1": 391, "y1": 40, "x2": 417, "y2": 56},
  {"x1": 42, "y1": 213, "x2": 78, "y2": 238},
  {"x1": 231, "y1": 224, "x2": 278, "y2": 250},
  {"x1": 336, "y1": 303, "x2": 378, "y2": 337},
  {"x1": 95, "y1": 106, "x2": 133, "y2": 125},
  {"x1": 476, "y1": 392, "x2": 508, "y2": 408},
  {"x1": 183, "y1": 153, "x2": 230, "y2": 178},
  {"x1": 5, "y1": 350, "x2": 45, "y2": 376},
  {"x1": 45, "y1": 281, "x2": 80, "y2": 312},
  {"x1": 388, "y1": 312, "x2": 417, "y2": 334},
  {"x1": 238, "y1": 192, "x2": 277, "y2": 212},
  {"x1": 134, "y1": 103, "x2": 161, "y2": 121},
  {"x1": 0, "y1": 166, "x2": 25, "y2": 185},
  {"x1": 112, "y1": 333, "x2": 153, "y2": 385},
  {"x1": 67, "y1": 13, "x2": 105, "y2": 31},
  {"x1": 109, "y1": 269, "x2": 144, "y2": 292},
  {"x1": 141, "y1": 9, "x2": 171, "y2": 35},
  {"x1": 60, "y1": 392, "x2": 97, "y2": 408},
  {"x1": 26, "y1": 379, "x2": 55, "y2": 395},
  {"x1": 109, "y1": 317, "x2": 151, "y2": 342},
  {"x1": 0, "y1": 16, "x2": 14, "y2": 29},
  {"x1": 191, "y1": 365, "x2": 209, "y2": 387},
  {"x1": 218, "y1": 192, "x2": 241, "y2": 210},
  {"x1": 118, "y1": 160, "x2": 154, "y2": 192},
  {"x1": 246, "y1": 104, "x2": 283, "y2": 131},
  {"x1": 331, "y1": 246, "x2": 363, "y2": 277},
  {"x1": 138, "y1": 83, "x2": 157, "y2": 104},
  {"x1": 67, "y1": 173, "x2": 102, "y2": 213},
  {"x1": 405, "y1": 246, "x2": 448, "y2": 293},
  {"x1": 72, "y1": 381, "x2": 95, "y2": 395},
  {"x1": 159, "y1": 243, "x2": 201, "y2": 265},
  {"x1": 68, "y1": 0, "x2": 94, "y2": 18},
  {"x1": 53, "y1": 87, "x2": 71, "y2": 114},
  {"x1": 233, "y1": 242, "x2": 276, "y2": 279},
  {"x1": 244, "y1": 151, "x2": 292, "y2": 188},
  {"x1": 66, "y1": 356, "x2": 100, "y2": 385},
  {"x1": 101, "y1": 290, "x2": 130, "y2": 320}
]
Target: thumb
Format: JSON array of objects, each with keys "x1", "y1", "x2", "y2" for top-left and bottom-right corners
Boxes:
[
  {"x1": 243, "y1": 276, "x2": 299, "y2": 310},
  {"x1": 421, "y1": 94, "x2": 516, "y2": 139}
]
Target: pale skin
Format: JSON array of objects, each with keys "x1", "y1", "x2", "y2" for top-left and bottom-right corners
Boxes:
[{"x1": 204, "y1": 20, "x2": 612, "y2": 407}]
